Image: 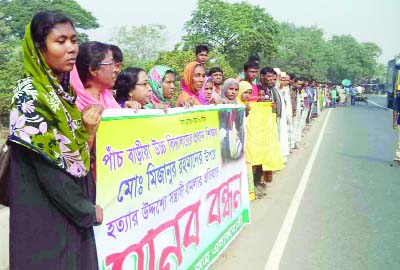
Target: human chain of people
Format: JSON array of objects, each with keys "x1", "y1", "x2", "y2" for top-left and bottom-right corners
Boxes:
[{"x1": 1, "y1": 5, "x2": 399, "y2": 270}]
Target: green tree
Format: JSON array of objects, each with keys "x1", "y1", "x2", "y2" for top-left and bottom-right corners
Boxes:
[
  {"x1": 269, "y1": 23, "x2": 382, "y2": 84},
  {"x1": 0, "y1": 9, "x2": 23, "y2": 95},
  {"x1": 270, "y1": 23, "x2": 330, "y2": 81},
  {"x1": 0, "y1": 0, "x2": 100, "y2": 91},
  {"x1": 0, "y1": 0, "x2": 98, "y2": 39},
  {"x1": 111, "y1": 24, "x2": 167, "y2": 67},
  {"x1": 0, "y1": 0, "x2": 99, "y2": 122},
  {"x1": 326, "y1": 35, "x2": 381, "y2": 84},
  {"x1": 183, "y1": 0, "x2": 278, "y2": 71}
]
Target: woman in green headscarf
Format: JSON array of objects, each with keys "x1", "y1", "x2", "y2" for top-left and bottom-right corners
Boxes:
[
  {"x1": 6, "y1": 11, "x2": 102, "y2": 270},
  {"x1": 147, "y1": 65, "x2": 175, "y2": 108}
]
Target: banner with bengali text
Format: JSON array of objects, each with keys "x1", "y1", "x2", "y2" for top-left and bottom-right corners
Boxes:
[{"x1": 94, "y1": 105, "x2": 251, "y2": 270}]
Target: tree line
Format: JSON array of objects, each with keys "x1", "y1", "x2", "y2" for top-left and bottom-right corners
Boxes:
[{"x1": 0, "y1": 0, "x2": 384, "y2": 116}]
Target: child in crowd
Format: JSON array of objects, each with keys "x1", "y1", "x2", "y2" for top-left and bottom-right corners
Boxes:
[
  {"x1": 258, "y1": 89, "x2": 266, "y2": 102},
  {"x1": 195, "y1": 44, "x2": 209, "y2": 67},
  {"x1": 209, "y1": 67, "x2": 224, "y2": 99},
  {"x1": 218, "y1": 78, "x2": 239, "y2": 104}
]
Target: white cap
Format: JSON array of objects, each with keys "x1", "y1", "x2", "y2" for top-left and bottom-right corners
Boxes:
[{"x1": 273, "y1": 68, "x2": 281, "y2": 75}]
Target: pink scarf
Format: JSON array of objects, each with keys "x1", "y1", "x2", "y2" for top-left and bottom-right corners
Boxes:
[
  {"x1": 70, "y1": 66, "x2": 121, "y2": 111},
  {"x1": 180, "y1": 79, "x2": 203, "y2": 105},
  {"x1": 198, "y1": 77, "x2": 213, "y2": 105}
]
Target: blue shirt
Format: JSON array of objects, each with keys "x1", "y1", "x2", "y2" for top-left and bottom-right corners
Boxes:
[{"x1": 308, "y1": 87, "x2": 315, "y2": 101}]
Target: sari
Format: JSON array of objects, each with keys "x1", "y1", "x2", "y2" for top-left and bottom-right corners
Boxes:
[
  {"x1": 9, "y1": 26, "x2": 90, "y2": 177},
  {"x1": 7, "y1": 22, "x2": 98, "y2": 270}
]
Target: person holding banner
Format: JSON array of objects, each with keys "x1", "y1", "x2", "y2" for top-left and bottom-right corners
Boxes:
[
  {"x1": 6, "y1": 11, "x2": 102, "y2": 270},
  {"x1": 176, "y1": 61, "x2": 206, "y2": 107}
]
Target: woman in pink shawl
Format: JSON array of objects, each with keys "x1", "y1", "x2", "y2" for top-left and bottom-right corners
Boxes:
[
  {"x1": 73, "y1": 41, "x2": 121, "y2": 111},
  {"x1": 199, "y1": 77, "x2": 215, "y2": 105},
  {"x1": 74, "y1": 41, "x2": 127, "y2": 180}
]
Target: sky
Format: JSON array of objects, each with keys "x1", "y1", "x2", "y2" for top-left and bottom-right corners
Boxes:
[{"x1": 76, "y1": 0, "x2": 400, "y2": 64}]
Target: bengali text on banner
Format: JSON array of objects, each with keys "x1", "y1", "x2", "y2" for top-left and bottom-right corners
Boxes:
[{"x1": 94, "y1": 105, "x2": 251, "y2": 270}]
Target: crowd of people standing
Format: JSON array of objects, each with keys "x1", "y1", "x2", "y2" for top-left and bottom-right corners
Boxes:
[{"x1": 3, "y1": 10, "x2": 366, "y2": 270}]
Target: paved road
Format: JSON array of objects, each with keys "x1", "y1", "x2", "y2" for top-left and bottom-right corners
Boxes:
[{"x1": 212, "y1": 95, "x2": 400, "y2": 270}]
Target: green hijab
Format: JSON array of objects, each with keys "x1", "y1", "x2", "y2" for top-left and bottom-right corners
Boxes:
[
  {"x1": 148, "y1": 65, "x2": 175, "y2": 104},
  {"x1": 9, "y1": 23, "x2": 90, "y2": 177}
]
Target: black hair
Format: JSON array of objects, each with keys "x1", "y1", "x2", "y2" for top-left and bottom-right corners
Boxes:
[
  {"x1": 260, "y1": 66, "x2": 276, "y2": 75},
  {"x1": 109, "y1": 44, "x2": 123, "y2": 63},
  {"x1": 115, "y1": 67, "x2": 144, "y2": 103},
  {"x1": 208, "y1": 67, "x2": 223, "y2": 76},
  {"x1": 195, "y1": 44, "x2": 209, "y2": 55},
  {"x1": 76, "y1": 41, "x2": 110, "y2": 84},
  {"x1": 288, "y1": 73, "x2": 296, "y2": 80},
  {"x1": 244, "y1": 61, "x2": 259, "y2": 71},
  {"x1": 165, "y1": 70, "x2": 175, "y2": 77},
  {"x1": 248, "y1": 55, "x2": 260, "y2": 62},
  {"x1": 294, "y1": 77, "x2": 305, "y2": 82},
  {"x1": 31, "y1": 11, "x2": 75, "y2": 50}
]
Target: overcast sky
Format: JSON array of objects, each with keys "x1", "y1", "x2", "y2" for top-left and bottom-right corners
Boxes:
[{"x1": 77, "y1": 0, "x2": 399, "y2": 64}]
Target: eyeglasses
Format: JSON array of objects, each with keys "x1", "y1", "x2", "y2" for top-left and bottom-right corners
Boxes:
[{"x1": 99, "y1": 60, "x2": 116, "y2": 66}]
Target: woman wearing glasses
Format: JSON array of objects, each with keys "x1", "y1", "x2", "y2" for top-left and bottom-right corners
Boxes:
[
  {"x1": 74, "y1": 41, "x2": 121, "y2": 111},
  {"x1": 114, "y1": 67, "x2": 153, "y2": 109}
]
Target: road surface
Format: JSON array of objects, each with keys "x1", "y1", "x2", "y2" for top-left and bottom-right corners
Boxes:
[{"x1": 211, "y1": 95, "x2": 400, "y2": 270}]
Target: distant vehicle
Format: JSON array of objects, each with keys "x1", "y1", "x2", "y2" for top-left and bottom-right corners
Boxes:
[
  {"x1": 386, "y1": 56, "x2": 400, "y2": 108},
  {"x1": 361, "y1": 83, "x2": 378, "y2": 94}
]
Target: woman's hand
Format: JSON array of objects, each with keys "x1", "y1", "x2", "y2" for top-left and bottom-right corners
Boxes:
[
  {"x1": 124, "y1": 100, "x2": 141, "y2": 112},
  {"x1": 95, "y1": 204, "x2": 103, "y2": 225},
  {"x1": 153, "y1": 102, "x2": 168, "y2": 113},
  {"x1": 209, "y1": 97, "x2": 218, "y2": 105},
  {"x1": 82, "y1": 104, "x2": 104, "y2": 136},
  {"x1": 182, "y1": 97, "x2": 196, "y2": 108}
]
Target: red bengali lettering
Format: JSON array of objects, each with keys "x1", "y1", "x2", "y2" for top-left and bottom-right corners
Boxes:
[
  {"x1": 206, "y1": 173, "x2": 242, "y2": 225},
  {"x1": 105, "y1": 201, "x2": 201, "y2": 270}
]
